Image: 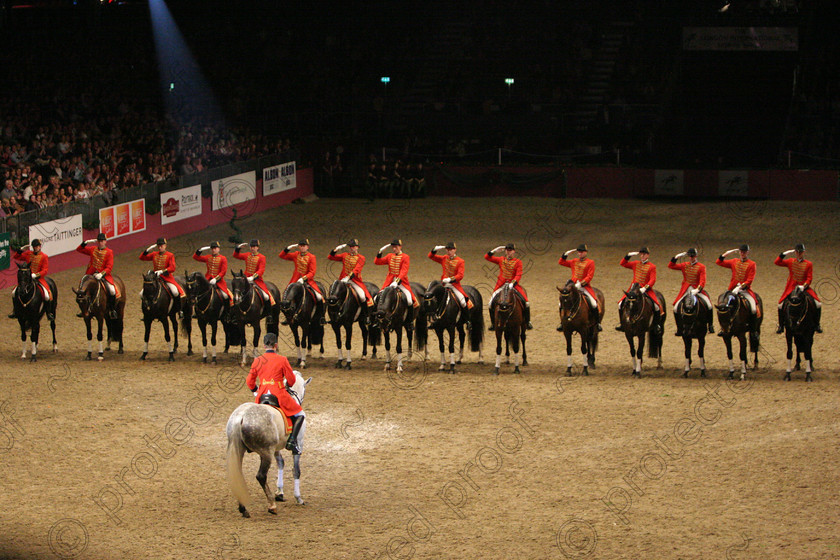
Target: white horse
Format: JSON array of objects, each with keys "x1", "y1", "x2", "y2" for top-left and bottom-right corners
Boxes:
[{"x1": 225, "y1": 371, "x2": 311, "y2": 517}]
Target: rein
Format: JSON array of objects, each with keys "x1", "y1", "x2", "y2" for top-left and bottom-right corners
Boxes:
[
  {"x1": 560, "y1": 287, "x2": 581, "y2": 321},
  {"x1": 190, "y1": 279, "x2": 216, "y2": 316}
]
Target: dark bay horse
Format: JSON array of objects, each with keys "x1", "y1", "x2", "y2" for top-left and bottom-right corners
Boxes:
[
  {"x1": 716, "y1": 290, "x2": 763, "y2": 380},
  {"x1": 139, "y1": 271, "x2": 191, "y2": 361},
  {"x1": 557, "y1": 280, "x2": 604, "y2": 376},
  {"x1": 782, "y1": 286, "x2": 816, "y2": 381},
  {"x1": 618, "y1": 284, "x2": 666, "y2": 377},
  {"x1": 184, "y1": 272, "x2": 243, "y2": 363},
  {"x1": 326, "y1": 279, "x2": 379, "y2": 369},
  {"x1": 12, "y1": 261, "x2": 58, "y2": 361},
  {"x1": 675, "y1": 290, "x2": 713, "y2": 378},
  {"x1": 279, "y1": 281, "x2": 327, "y2": 368},
  {"x1": 493, "y1": 284, "x2": 526, "y2": 375},
  {"x1": 73, "y1": 274, "x2": 125, "y2": 360},
  {"x1": 230, "y1": 272, "x2": 281, "y2": 365},
  {"x1": 369, "y1": 282, "x2": 427, "y2": 373},
  {"x1": 423, "y1": 280, "x2": 483, "y2": 373}
]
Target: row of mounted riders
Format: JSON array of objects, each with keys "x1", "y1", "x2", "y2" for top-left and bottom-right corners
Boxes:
[{"x1": 7, "y1": 237, "x2": 821, "y2": 381}]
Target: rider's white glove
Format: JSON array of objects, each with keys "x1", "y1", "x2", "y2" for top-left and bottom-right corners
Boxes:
[
  {"x1": 675, "y1": 252, "x2": 687, "y2": 259},
  {"x1": 237, "y1": 242, "x2": 249, "y2": 248},
  {"x1": 297, "y1": 277, "x2": 305, "y2": 284},
  {"x1": 723, "y1": 248, "x2": 739, "y2": 257},
  {"x1": 94, "y1": 272, "x2": 103, "y2": 280},
  {"x1": 434, "y1": 245, "x2": 445, "y2": 252},
  {"x1": 574, "y1": 281, "x2": 582, "y2": 289},
  {"x1": 146, "y1": 244, "x2": 157, "y2": 252},
  {"x1": 380, "y1": 244, "x2": 391, "y2": 254},
  {"x1": 84, "y1": 239, "x2": 97, "y2": 245},
  {"x1": 640, "y1": 286, "x2": 648, "y2": 293},
  {"x1": 340, "y1": 276, "x2": 349, "y2": 284},
  {"x1": 491, "y1": 245, "x2": 505, "y2": 253},
  {"x1": 247, "y1": 275, "x2": 255, "y2": 283},
  {"x1": 334, "y1": 244, "x2": 347, "y2": 252},
  {"x1": 31, "y1": 273, "x2": 38, "y2": 279},
  {"x1": 442, "y1": 277, "x2": 451, "y2": 284},
  {"x1": 199, "y1": 246, "x2": 210, "y2": 252},
  {"x1": 689, "y1": 288, "x2": 699, "y2": 296},
  {"x1": 390, "y1": 280, "x2": 399, "y2": 288},
  {"x1": 627, "y1": 251, "x2": 639, "y2": 257},
  {"x1": 155, "y1": 270, "x2": 164, "y2": 276},
  {"x1": 21, "y1": 244, "x2": 30, "y2": 251},
  {"x1": 286, "y1": 244, "x2": 298, "y2": 251},
  {"x1": 209, "y1": 278, "x2": 218, "y2": 285},
  {"x1": 507, "y1": 282, "x2": 515, "y2": 289},
  {"x1": 732, "y1": 284, "x2": 742, "y2": 294},
  {"x1": 783, "y1": 249, "x2": 796, "y2": 256},
  {"x1": 563, "y1": 248, "x2": 577, "y2": 257}
]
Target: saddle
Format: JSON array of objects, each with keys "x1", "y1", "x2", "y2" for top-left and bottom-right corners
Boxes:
[{"x1": 258, "y1": 393, "x2": 292, "y2": 434}]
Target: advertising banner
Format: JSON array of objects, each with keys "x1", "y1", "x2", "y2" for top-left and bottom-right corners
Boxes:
[
  {"x1": 99, "y1": 199, "x2": 146, "y2": 239},
  {"x1": 160, "y1": 185, "x2": 202, "y2": 225},
  {"x1": 28, "y1": 214, "x2": 84, "y2": 256},
  {"x1": 211, "y1": 171, "x2": 256, "y2": 211},
  {"x1": 263, "y1": 161, "x2": 297, "y2": 196}
]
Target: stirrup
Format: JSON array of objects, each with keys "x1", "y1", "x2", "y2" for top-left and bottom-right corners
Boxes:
[
  {"x1": 526, "y1": 322, "x2": 533, "y2": 330},
  {"x1": 816, "y1": 324, "x2": 823, "y2": 333},
  {"x1": 708, "y1": 324, "x2": 715, "y2": 334},
  {"x1": 556, "y1": 325, "x2": 563, "y2": 332},
  {"x1": 488, "y1": 324, "x2": 495, "y2": 331},
  {"x1": 614, "y1": 324, "x2": 624, "y2": 332},
  {"x1": 47, "y1": 312, "x2": 55, "y2": 321},
  {"x1": 109, "y1": 310, "x2": 119, "y2": 320},
  {"x1": 776, "y1": 324, "x2": 784, "y2": 334},
  {"x1": 674, "y1": 330, "x2": 683, "y2": 337},
  {"x1": 7, "y1": 313, "x2": 16, "y2": 319},
  {"x1": 596, "y1": 324, "x2": 603, "y2": 332},
  {"x1": 284, "y1": 438, "x2": 297, "y2": 452}
]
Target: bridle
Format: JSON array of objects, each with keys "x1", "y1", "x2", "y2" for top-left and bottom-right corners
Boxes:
[
  {"x1": 187, "y1": 275, "x2": 217, "y2": 316},
  {"x1": 77, "y1": 275, "x2": 103, "y2": 317}
]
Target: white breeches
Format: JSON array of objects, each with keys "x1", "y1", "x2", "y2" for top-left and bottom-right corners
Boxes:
[
  {"x1": 579, "y1": 288, "x2": 597, "y2": 309},
  {"x1": 674, "y1": 291, "x2": 712, "y2": 312},
  {"x1": 444, "y1": 284, "x2": 466, "y2": 307},
  {"x1": 349, "y1": 281, "x2": 365, "y2": 301},
  {"x1": 398, "y1": 284, "x2": 412, "y2": 304},
  {"x1": 105, "y1": 281, "x2": 115, "y2": 296},
  {"x1": 739, "y1": 293, "x2": 756, "y2": 314},
  {"x1": 167, "y1": 283, "x2": 179, "y2": 297}
]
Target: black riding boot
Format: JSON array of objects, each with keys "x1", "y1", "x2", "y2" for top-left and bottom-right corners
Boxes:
[
  {"x1": 317, "y1": 299, "x2": 327, "y2": 325},
  {"x1": 405, "y1": 304, "x2": 416, "y2": 331},
  {"x1": 776, "y1": 307, "x2": 785, "y2": 334},
  {"x1": 107, "y1": 295, "x2": 119, "y2": 320},
  {"x1": 524, "y1": 305, "x2": 533, "y2": 330},
  {"x1": 815, "y1": 306, "x2": 822, "y2": 333},
  {"x1": 674, "y1": 312, "x2": 683, "y2": 337},
  {"x1": 177, "y1": 296, "x2": 184, "y2": 320},
  {"x1": 707, "y1": 315, "x2": 714, "y2": 334},
  {"x1": 47, "y1": 302, "x2": 55, "y2": 321},
  {"x1": 285, "y1": 415, "x2": 305, "y2": 453}
]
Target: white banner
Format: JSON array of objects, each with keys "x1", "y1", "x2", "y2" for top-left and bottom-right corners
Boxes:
[
  {"x1": 161, "y1": 184, "x2": 203, "y2": 225},
  {"x1": 683, "y1": 27, "x2": 798, "y2": 51},
  {"x1": 654, "y1": 170, "x2": 684, "y2": 196},
  {"x1": 719, "y1": 171, "x2": 749, "y2": 197},
  {"x1": 212, "y1": 171, "x2": 256, "y2": 211},
  {"x1": 29, "y1": 214, "x2": 83, "y2": 256},
  {"x1": 263, "y1": 161, "x2": 297, "y2": 196}
]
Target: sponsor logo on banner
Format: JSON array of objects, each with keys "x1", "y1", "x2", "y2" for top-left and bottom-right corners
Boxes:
[
  {"x1": 263, "y1": 161, "x2": 296, "y2": 196},
  {"x1": 100, "y1": 208, "x2": 115, "y2": 239},
  {"x1": 160, "y1": 184, "x2": 202, "y2": 225},
  {"x1": 654, "y1": 170, "x2": 684, "y2": 196},
  {"x1": 719, "y1": 171, "x2": 749, "y2": 197},
  {"x1": 28, "y1": 214, "x2": 83, "y2": 256},
  {"x1": 0, "y1": 232, "x2": 11, "y2": 271},
  {"x1": 99, "y1": 199, "x2": 146, "y2": 239},
  {"x1": 212, "y1": 171, "x2": 256, "y2": 211}
]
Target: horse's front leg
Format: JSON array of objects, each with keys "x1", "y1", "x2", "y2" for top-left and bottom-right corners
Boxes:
[
  {"x1": 456, "y1": 324, "x2": 466, "y2": 364},
  {"x1": 625, "y1": 334, "x2": 637, "y2": 376},
  {"x1": 383, "y1": 330, "x2": 392, "y2": 371},
  {"x1": 437, "y1": 327, "x2": 446, "y2": 371},
  {"x1": 683, "y1": 336, "x2": 693, "y2": 378},
  {"x1": 447, "y1": 327, "x2": 456, "y2": 374},
  {"x1": 804, "y1": 334, "x2": 814, "y2": 382},
  {"x1": 697, "y1": 336, "x2": 706, "y2": 377},
  {"x1": 333, "y1": 323, "x2": 344, "y2": 368},
  {"x1": 564, "y1": 330, "x2": 574, "y2": 375},
  {"x1": 494, "y1": 331, "x2": 503, "y2": 375},
  {"x1": 96, "y1": 317, "x2": 106, "y2": 361},
  {"x1": 84, "y1": 318, "x2": 94, "y2": 360},
  {"x1": 18, "y1": 320, "x2": 28, "y2": 360},
  {"x1": 343, "y1": 324, "x2": 353, "y2": 370},
  {"x1": 784, "y1": 331, "x2": 794, "y2": 380},
  {"x1": 395, "y1": 327, "x2": 404, "y2": 373},
  {"x1": 275, "y1": 450, "x2": 286, "y2": 502},
  {"x1": 253, "y1": 322, "x2": 261, "y2": 361},
  {"x1": 636, "y1": 334, "x2": 646, "y2": 377},
  {"x1": 239, "y1": 325, "x2": 248, "y2": 366},
  {"x1": 738, "y1": 333, "x2": 748, "y2": 380},
  {"x1": 520, "y1": 330, "x2": 527, "y2": 366},
  {"x1": 49, "y1": 310, "x2": 57, "y2": 352},
  {"x1": 360, "y1": 320, "x2": 369, "y2": 361},
  {"x1": 164, "y1": 315, "x2": 175, "y2": 362},
  {"x1": 29, "y1": 320, "x2": 40, "y2": 362}
]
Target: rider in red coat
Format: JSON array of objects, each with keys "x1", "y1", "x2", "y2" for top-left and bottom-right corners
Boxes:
[
  {"x1": 485, "y1": 242, "x2": 532, "y2": 330},
  {"x1": 716, "y1": 243, "x2": 759, "y2": 335},
  {"x1": 616, "y1": 247, "x2": 664, "y2": 332},
  {"x1": 280, "y1": 238, "x2": 325, "y2": 321},
  {"x1": 558, "y1": 243, "x2": 601, "y2": 331},
  {"x1": 774, "y1": 243, "x2": 822, "y2": 333},
  {"x1": 9, "y1": 239, "x2": 54, "y2": 320},
  {"x1": 193, "y1": 241, "x2": 233, "y2": 320},
  {"x1": 328, "y1": 238, "x2": 374, "y2": 306},
  {"x1": 233, "y1": 239, "x2": 275, "y2": 306},
  {"x1": 668, "y1": 247, "x2": 714, "y2": 335},
  {"x1": 246, "y1": 333, "x2": 305, "y2": 453},
  {"x1": 374, "y1": 238, "x2": 419, "y2": 323},
  {"x1": 76, "y1": 233, "x2": 120, "y2": 319},
  {"x1": 428, "y1": 241, "x2": 472, "y2": 309},
  {"x1": 140, "y1": 237, "x2": 186, "y2": 316}
]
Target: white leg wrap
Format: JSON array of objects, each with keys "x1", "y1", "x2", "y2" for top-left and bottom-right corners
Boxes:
[
  {"x1": 684, "y1": 358, "x2": 690, "y2": 371},
  {"x1": 32, "y1": 342, "x2": 37, "y2": 356},
  {"x1": 787, "y1": 358, "x2": 793, "y2": 373},
  {"x1": 495, "y1": 354, "x2": 502, "y2": 368},
  {"x1": 294, "y1": 479, "x2": 301, "y2": 497},
  {"x1": 567, "y1": 355, "x2": 573, "y2": 368}
]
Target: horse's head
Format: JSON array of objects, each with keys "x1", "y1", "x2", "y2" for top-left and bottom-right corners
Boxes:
[
  {"x1": 789, "y1": 285, "x2": 805, "y2": 305},
  {"x1": 557, "y1": 280, "x2": 576, "y2": 309},
  {"x1": 72, "y1": 275, "x2": 99, "y2": 317},
  {"x1": 622, "y1": 285, "x2": 643, "y2": 316},
  {"x1": 422, "y1": 281, "x2": 445, "y2": 313},
  {"x1": 15, "y1": 261, "x2": 35, "y2": 295},
  {"x1": 279, "y1": 282, "x2": 303, "y2": 318},
  {"x1": 372, "y1": 285, "x2": 399, "y2": 328},
  {"x1": 230, "y1": 271, "x2": 250, "y2": 306},
  {"x1": 141, "y1": 270, "x2": 160, "y2": 302},
  {"x1": 682, "y1": 291, "x2": 697, "y2": 313},
  {"x1": 183, "y1": 271, "x2": 206, "y2": 306},
  {"x1": 286, "y1": 371, "x2": 312, "y2": 406},
  {"x1": 715, "y1": 291, "x2": 739, "y2": 334},
  {"x1": 327, "y1": 280, "x2": 344, "y2": 308}
]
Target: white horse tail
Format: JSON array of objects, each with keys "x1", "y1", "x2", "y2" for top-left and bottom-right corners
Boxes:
[{"x1": 226, "y1": 421, "x2": 250, "y2": 513}]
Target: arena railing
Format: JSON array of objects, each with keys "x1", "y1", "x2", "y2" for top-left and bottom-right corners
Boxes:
[{"x1": 0, "y1": 150, "x2": 299, "y2": 242}]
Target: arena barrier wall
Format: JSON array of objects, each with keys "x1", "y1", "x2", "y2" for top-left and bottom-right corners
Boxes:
[
  {"x1": 430, "y1": 166, "x2": 838, "y2": 200},
  {"x1": 0, "y1": 168, "x2": 312, "y2": 286}
]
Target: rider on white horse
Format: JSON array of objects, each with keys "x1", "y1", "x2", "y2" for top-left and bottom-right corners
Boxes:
[
  {"x1": 668, "y1": 247, "x2": 714, "y2": 336},
  {"x1": 246, "y1": 332, "x2": 306, "y2": 454}
]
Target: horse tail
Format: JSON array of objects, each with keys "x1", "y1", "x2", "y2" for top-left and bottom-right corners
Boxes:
[
  {"x1": 107, "y1": 315, "x2": 124, "y2": 345},
  {"x1": 368, "y1": 322, "x2": 381, "y2": 346},
  {"x1": 226, "y1": 420, "x2": 250, "y2": 510},
  {"x1": 310, "y1": 320, "x2": 324, "y2": 345},
  {"x1": 467, "y1": 287, "x2": 484, "y2": 352},
  {"x1": 414, "y1": 308, "x2": 428, "y2": 352},
  {"x1": 591, "y1": 328, "x2": 599, "y2": 354},
  {"x1": 648, "y1": 326, "x2": 662, "y2": 359}
]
